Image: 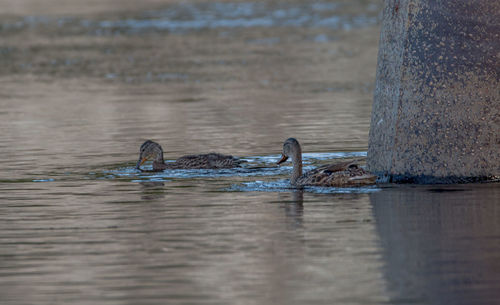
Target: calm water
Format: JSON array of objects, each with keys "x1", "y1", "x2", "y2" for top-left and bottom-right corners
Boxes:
[{"x1": 1, "y1": 1, "x2": 500, "y2": 304}]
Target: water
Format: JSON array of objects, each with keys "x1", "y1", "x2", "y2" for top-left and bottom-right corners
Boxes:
[{"x1": 1, "y1": 1, "x2": 500, "y2": 304}]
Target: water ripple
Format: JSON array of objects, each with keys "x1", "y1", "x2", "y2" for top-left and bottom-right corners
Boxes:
[
  {"x1": 104, "y1": 152, "x2": 367, "y2": 180},
  {"x1": 99, "y1": 152, "x2": 375, "y2": 193},
  {"x1": 228, "y1": 179, "x2": 380, "y2": 193}
]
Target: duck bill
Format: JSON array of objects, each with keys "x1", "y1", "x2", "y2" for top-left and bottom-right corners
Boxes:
[
  {"x1": 136, "y1": 157, "x2": 147, "y2": 169},
  {"x1": 277, "y1": 154, "x2": 288, "y2": 165}
]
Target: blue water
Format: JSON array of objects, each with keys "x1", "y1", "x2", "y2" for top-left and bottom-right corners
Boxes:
[{"x1": 2, "y1": 1, "x2": 380, "y2": 34}]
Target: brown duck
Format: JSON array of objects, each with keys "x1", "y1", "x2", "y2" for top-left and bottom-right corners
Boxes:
[
  {"x1": 136, "y1": 140, "x2": 243, "y2": 171},
  {"x1": 277, "y1": 138, "x2": 377, "y2": 187}
]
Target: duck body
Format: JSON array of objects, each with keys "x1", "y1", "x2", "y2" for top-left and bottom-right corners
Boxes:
[
  {"x1": 277, "y1": 138, "x2": 377, "y2": 187},
  {"x1": 137, "y1": 140, "x2": 243, "y2": 171},
  {"x1": 157, "y1": 153, "x2": 242, "y2": 170},
  {"x1": 295, "y1": 160, "x2": 377, "y2": 187}
]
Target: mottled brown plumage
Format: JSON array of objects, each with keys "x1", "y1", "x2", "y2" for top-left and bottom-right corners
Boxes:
[
  {"x1": 136, "y1": 140, "x2": 242, "y2": 171},
  {"x1": 277, "y1": 138, "x2": 377, "y2": 187}
]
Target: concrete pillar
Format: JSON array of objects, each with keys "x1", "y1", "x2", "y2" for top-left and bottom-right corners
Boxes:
[{"x1": 368, "y1": 0, "x2": 500, "y2": 183}]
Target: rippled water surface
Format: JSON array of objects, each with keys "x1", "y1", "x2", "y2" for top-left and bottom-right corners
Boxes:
[{"x1": 1, "y1": 1, "x2": 500, "y2": 304}]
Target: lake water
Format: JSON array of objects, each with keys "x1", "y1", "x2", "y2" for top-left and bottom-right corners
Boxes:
[{"x1": 1, "y1": 1, "x2": 499, "y2": 304}]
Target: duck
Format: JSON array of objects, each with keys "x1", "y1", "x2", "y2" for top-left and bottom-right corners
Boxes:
[
  {"x1": 136, "y1": 140, "x2": 243, "y2": 171},
  {"x1": 277, "y1": 138, "x2": 377, "y2": 187}
]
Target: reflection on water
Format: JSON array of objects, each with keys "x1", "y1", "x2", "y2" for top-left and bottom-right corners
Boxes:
[
  {"x1": 371, "y1": 184, "x2": 500, "y2": 305},
  {"x1": 139, "y1": 181, "x2": 166, "y2": 200},
  {"x1": 0, "y1": 180, "x2": 387, "y2": 305},
  {"x1": 280, "y1": 190, "x2": 304, "y2": 229}
]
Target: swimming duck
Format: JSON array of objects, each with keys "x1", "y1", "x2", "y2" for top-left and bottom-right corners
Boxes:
[
  {"x1": 136, "y1": 140, "x2": 243, "y2": 171},
  {"x1": 277, "y1": 138, "x2": 377, "y2": 187}
]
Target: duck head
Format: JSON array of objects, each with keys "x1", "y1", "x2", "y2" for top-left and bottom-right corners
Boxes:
[
  {"x1": 277, "y1": 137, "x2": 301, "y2": 165},
  {"x1": 136, "y1": 140, "x2": 164, "y2": 169}
]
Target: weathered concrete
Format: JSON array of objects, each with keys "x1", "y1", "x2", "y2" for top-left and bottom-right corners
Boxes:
[{"x1": 368, "y1": 0, "x2": 500, "y2": 183}]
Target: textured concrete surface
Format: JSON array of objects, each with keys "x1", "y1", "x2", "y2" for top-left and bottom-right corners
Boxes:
[{"x1": 368, "y1": 0, "x2": 500, "y2": 183}]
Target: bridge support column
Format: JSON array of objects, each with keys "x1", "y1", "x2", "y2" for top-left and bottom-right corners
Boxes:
[{"x1": 368, "y1": 0, "x2": 499, "y2": 183}]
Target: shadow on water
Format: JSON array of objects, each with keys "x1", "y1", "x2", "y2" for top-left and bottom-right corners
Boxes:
[{"x1": 370, "y1": 184, "x2": 500, "y2": 305}]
